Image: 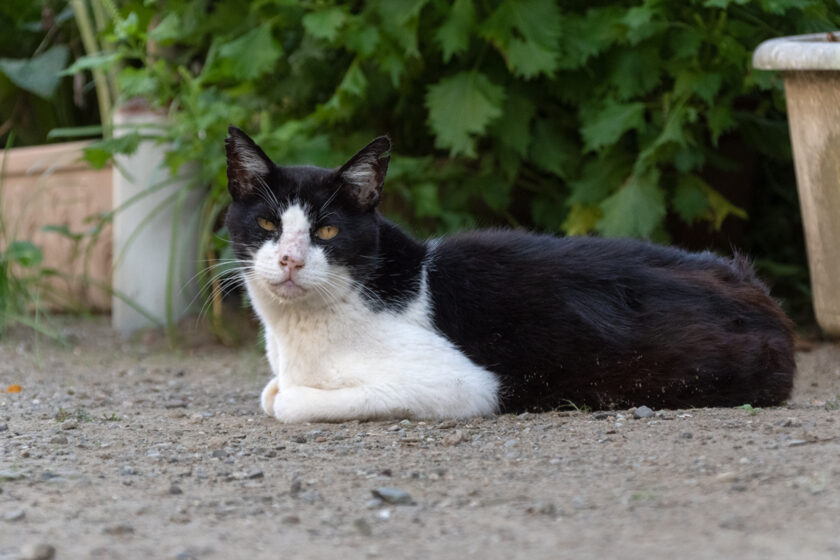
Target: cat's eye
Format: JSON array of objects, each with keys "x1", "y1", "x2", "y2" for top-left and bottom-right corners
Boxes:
[
  {"x1": 315, "y1": 225, "x2": 339, "y2": 240},
  {"x1": 257, "y1": 217, "x2": 277, "y2": 232}
]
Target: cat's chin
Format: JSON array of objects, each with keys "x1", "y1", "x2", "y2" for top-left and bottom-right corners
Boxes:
[{"x1": 266, "y1": 279, "x2": 308, "y2": 301}]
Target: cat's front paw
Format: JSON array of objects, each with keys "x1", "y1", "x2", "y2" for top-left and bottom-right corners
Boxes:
[
  {"x1": 272, "y1": 386, "x2": 327, "y2": 423},
  {"x1": 260, "y1": 377, "x2": 280, "y2": 416}
]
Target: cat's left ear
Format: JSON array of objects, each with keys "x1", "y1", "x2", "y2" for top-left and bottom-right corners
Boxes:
[{"x1": 338, "y1": 136, "x2": 391, "y2": 210}]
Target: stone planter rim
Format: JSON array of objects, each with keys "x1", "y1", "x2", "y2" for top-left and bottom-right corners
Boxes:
[{"x1": 753, "y1": 31, "x2": 840, "y2": 71}]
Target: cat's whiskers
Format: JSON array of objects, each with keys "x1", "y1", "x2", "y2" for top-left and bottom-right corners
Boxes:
[{"x1": 318, "y1": 184, "x2": 343, "y2": 215}]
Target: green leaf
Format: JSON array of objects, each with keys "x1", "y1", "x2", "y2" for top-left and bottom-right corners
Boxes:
[
  {"x1": 638, "y1": 104, "x2": 693, "y2": 168},
  {"x1": 481, "y1": 0, "x2": 561, "y2": 79},
  {"x1": 371, "y1": 0, "x2": 429, "y2": 57},
  {"x1": 2, "y1": 241, "x2": 43, "y2": 267},
  {"x1": 41, "y1": 225, "x2": 84, "y2": 242},
  {"x1": 412, "y1": 182, "x2": 442, "y2": 218},
  {"x1": 491, "y1": 93, "x2": 535, "y2": 158},
  {"x1": 60, "y1": 52, "x2": 120, "y2": 76},
  {"x1": 83, "y1": 133, "x2": 145, "y2": 169},
  {"x1": 47, "y1": 125, "x2": 104, "y2": 139},
  {"x1": 530, "y1": 120, "x2": 578, "y2": 179},
  {"x1": 708, "y1": 102, "x2": 735, "y2": 145},
  {"x1": 562, "y1": 204, "x2": 602, "y2": 236},
  {"x1": 759, "y1": 0, "x2": 806, "y2": 14},
  {"x1": 216, "y1": 25, "x2": 282, "y2": 81},
  {"x1": 580, "y1": 101, "x2": 646, "y2": 153},
  {"x1": 426, "y1": 72, "x2": 505, "y2": 157},
  {"x1": 118, "y1": 67, "x2": 158, "y2": 98},
  {"x1": 704, "y1": 183, "x2": 747, "y2": 229},
  {"x1": 621, "y1": 5, "x2": 662, "y2": 45},
  {"x1": 435, "y1": 0, "x2": 475, "y2": 62},
  {"x1": 674, "y1": 70, "x2": 722, "y2": 105},
  {"x1": 303, "y1": 7, "x2": 347, "y2": 43},
  {"x1": 568, "y1": 150, "x2": 634, "y2": 205},
  {"x1": 149, "y1": 12, "x2": 181, "y2": 45},
  {"x1": 597, "y1": 169, "x2": 665, "y2": 238},
  {"x1": 673, "y1": 175, "x2": 710, "y2": 224},
  {"x1": 344, "y1": 24, "x2": 380, "y2": 57},
  {"x1": 703, "y1": 0, "x2": 750, "y2": 7},
  {"x1": 607, "y1": 45, "x2": 662, "y2": 100},
  {"x1": 479, "y1": 174, "x2": 512, "y2": 212},
  {"x1": 0, "y1": 45, "x2": 69, "y2": 99},
  {"x1": 114, "y1": 12, "x2": 141, "y2": 41},
  {"x1": 557, "y1": 7, "x2": 624, "y2": 69},
  {"x1": 670, "y1": 28, "x2": 704, "y2": 60}
]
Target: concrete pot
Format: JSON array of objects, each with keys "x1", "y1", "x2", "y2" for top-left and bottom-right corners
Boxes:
[
  {"x1": 0, "y1": 141, "x2": 112, "y2": 310},
  {"x1": 753, "y1": 32, "x2": 840, "y2": 337},
  {"x1": 112, "y1": 103, "x2": 202, "y2": 334}
]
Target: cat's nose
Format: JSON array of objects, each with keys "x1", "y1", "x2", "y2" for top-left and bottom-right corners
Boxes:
[{"x1": 279, "y1": 254, "x2": 305, "y2": 270}]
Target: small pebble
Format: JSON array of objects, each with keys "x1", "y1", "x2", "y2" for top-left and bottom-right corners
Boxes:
[
  {"x1": 592, "y1": 411, "x2": 616, "y2": 420},
  {"x1": 442, "y1": 430, "x2": 466, "y2": 447},
  {"x1": 20, "y1": 543, "x2": 56, "y2": 560},
  {"x1": 169, "y1": 485, "x2": 183, "y2": 495},
  {"x1": 371, "y1": 487, "x2": 413, "y2": 505},
  {"x1": 353, "y1": 518, "x2": 373, "y2": 536},
  {"x1": 281, "y1": 515, "x2": 300, "y2": 524},
  {"x1": 61, "y1": 420, "x2": 78, "y2": 430},
  {"x1": 49, "y1": 435, "x2": 68, "y2": 445},
  {"x1": 633, "y1": 406, "x2": 655, "y2": 419},
  {"x1": 3, "y1": 509, "x2": 25, "y2": 521},
  {"x1": 290, "y1": 435, "x2": 306, "y2": 444},
  {"x1": 0, "y1": 423, "x2": 8, "y2": 432},
  {"x1": 103, "y1": 523, "x2": 134, "y2": 536}
]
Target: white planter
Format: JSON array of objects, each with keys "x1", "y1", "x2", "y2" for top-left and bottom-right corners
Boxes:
[
  {"x1": 111, "y1": 105, "x2": 202, "y2": 334},
  {"x1": 753, "y1": 32, "x2": 840, "y2": 337}
]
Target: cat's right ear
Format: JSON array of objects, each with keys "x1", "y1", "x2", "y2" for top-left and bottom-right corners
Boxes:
[{"x1": 225, "y1": 126, "x2": 273, "y2": 200}]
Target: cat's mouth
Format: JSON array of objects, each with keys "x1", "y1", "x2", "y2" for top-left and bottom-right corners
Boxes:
[{"x1": 267, "y1": 278, "x2": 307, "y2": 299}]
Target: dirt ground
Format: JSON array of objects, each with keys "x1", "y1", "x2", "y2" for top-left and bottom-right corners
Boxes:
[{"x1": 0, "y1": 317, "x2": 839, "y2": 560}]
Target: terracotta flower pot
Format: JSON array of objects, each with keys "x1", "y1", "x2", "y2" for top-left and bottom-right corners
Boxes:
[{"x1": 753, "y1": 32, "x2": 840, "y2": 337}]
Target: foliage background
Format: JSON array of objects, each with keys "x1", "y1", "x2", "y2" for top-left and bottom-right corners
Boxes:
[{"x1": 6, "y1": 0, "x2": 840, "y2": 324}]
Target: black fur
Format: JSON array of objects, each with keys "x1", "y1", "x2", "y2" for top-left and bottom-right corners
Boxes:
[{"x1": 225, "y1": 128, "x2": 795, "y2": 412}]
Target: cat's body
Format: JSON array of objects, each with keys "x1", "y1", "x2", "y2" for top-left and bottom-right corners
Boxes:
[{"x1": 225, "y1": 128, "x2": 795, "y2": 423}]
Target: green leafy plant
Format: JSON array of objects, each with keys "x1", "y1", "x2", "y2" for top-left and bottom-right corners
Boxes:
[
  {"x1": 59, "y1": 0, "x2": 838, "y2": 325},
  {"x1": 0, "y1": 0, "x2": 101, "y2": 146}
]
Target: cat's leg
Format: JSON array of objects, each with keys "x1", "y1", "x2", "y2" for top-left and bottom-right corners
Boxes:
[
  {"x1": 271, "y1": 378, "x2": 498, "y2": 423},
  {"x1": 260, "y1": 377, "x2": 280, "y2": 416},
  {"x1": 260, "y1": 327, "x2": 282, "y2": 416},
  {"x1": 272, "y1": 385, "x2": 409, "y2": 422}
]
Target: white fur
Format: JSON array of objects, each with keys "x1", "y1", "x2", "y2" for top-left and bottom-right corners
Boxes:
[
  {"x1": 232, "y1": 136, "x2": 270, "y2": 177},
  {"x1": 342, "y1": 164, "x2": 376, "y2": 187},
  {"x1": 245, "y1": 204, "x2": 499, "y2": 422}
]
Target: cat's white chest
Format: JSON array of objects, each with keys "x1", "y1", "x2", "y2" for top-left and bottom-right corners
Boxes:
[{"x1": 248, "y1": 282, "x2": 499, "y2": 421}]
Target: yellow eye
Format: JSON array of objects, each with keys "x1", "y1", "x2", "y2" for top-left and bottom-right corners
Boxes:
[
  {"x1": 315, "y1": 225, "x2": 339, "y2": 240},
  {"x1": 257, "y1": 217, "x2": 277, "y2": 231}
]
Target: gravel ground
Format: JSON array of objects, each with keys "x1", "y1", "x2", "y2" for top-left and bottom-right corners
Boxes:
[{"x1": 1, "y1": 317, "x2": 839, "y2": 560}]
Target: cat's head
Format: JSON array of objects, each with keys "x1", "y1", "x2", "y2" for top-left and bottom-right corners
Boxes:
[{"x1": 224, "y1": 127, "x2": 391, "y2": 305}]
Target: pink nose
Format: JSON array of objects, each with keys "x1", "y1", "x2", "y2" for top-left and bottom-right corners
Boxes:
[{"x1": 279, "y1": 254, "x2": 305, "y2": 270}]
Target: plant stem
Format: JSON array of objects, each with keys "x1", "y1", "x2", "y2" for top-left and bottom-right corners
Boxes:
[{"x1": 71, "y1": 0, "x2": 113, "y2": 138}]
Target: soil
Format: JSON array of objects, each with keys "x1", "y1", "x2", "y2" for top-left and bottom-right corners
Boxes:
[{"x1": 1, "y1": 317, "x2": 839, "y2": 560}]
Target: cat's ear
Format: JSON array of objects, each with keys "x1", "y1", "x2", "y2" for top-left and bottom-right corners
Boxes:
[
  {"x1": 338, "y1": 136, "x2": 391, "y2": 210},
  {"x1": 225, "y1": 126, "x2": 273, "y2": 200}
]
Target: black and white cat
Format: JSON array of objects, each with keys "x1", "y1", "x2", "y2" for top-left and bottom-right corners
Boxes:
[{"x1": 224, "y1": 127, "x2": 795, "y2": 423}]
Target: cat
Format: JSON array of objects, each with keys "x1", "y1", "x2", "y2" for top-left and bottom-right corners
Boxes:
[{"x1": 224, "y1": 127, "x2": 795, "y2": 423}]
